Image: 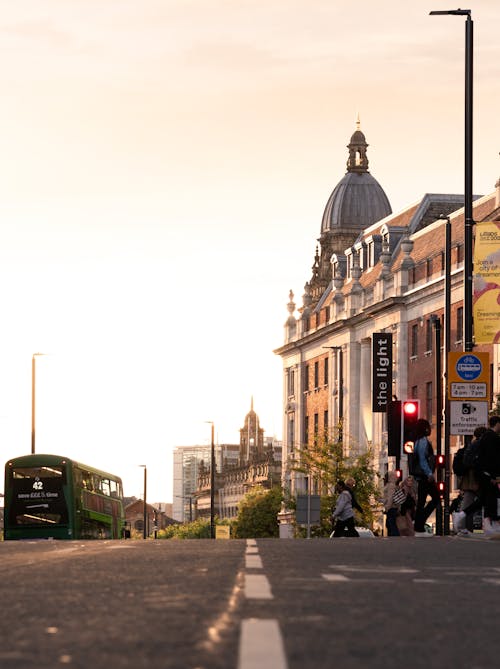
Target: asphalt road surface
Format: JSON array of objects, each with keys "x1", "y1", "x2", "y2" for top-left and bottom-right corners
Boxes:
[{"x1": 1, "y1": 535, "x2": 500, "y2": 669}]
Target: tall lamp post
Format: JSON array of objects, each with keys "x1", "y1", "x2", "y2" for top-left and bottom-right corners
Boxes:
[
  {"x1": 205, "y1": 421, "x2": 216, "y2": 539},
  {"x1": 430, "y1": 8, "x2": 474, "y2": 353},
  {"x1": 139, "y1": 465, "x2": 147, "y2": 539},
  {"x1": 431, "y1": 8, "x2": 475, "y2": 532},
  {"x1": 31, "y1": 352, "x2": 46, "y2": 455}
]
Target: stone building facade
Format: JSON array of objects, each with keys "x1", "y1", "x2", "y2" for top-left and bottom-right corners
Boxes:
[{"x1": 274, "y1": 122, "x2": 500, "y2": 508}]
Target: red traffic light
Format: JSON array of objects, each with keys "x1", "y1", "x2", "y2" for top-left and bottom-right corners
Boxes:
[
  {"x1": 395, "y1": 469, "x2": 402, "y2": 479},
  {"x1": 403, "y1": 400, "x2": 418, "y2": 416},
  {"x1": 437, "y1": 454, "x2": 445, "y2": 467}
]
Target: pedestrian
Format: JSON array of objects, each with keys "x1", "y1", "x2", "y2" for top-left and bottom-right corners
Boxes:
[
  {"x1": 456, "y1": 416, "x2": 500, "y2": 535},
  {"x1": 331, "y1": 480, "x2": 359, "y2": 537},
  {"x1": 383, "y1": 471, "x2": 400, "y2": 536},
  {"x1": 345, "y1": 476, "x2": 363, "y2": 515},
  {"x1": 397, "y1": 475, "x2": 417, "y2": 536},
  {"x1": 412, "y1": 418, "x2": 440, "y2": 536},
  {"x1": 452, "y1": 426, "x2": 486, "y2": 534}
]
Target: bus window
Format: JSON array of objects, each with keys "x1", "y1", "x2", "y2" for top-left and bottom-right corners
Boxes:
[
  {"x1": 109, "y1": 479, "x2": 120, "y2": 497},
  {"x1": 7, "y1": 465, "x2": 68, "y2": 526},
  {"x1": 101, "y1": 478, "x2": 111, "y2": 496}
]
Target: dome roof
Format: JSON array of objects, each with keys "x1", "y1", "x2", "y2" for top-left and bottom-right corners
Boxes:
[
  {"x1": 321, "y1": 171, "x2": 392, "y2": 234},
  {"x1": 321, "y1": 122, "x2": 391, "y2": 234}
]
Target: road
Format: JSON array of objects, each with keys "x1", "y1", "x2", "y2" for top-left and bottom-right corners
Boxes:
[{"x1": 1, "y1": 536, "x2": 500, "y2": 669}]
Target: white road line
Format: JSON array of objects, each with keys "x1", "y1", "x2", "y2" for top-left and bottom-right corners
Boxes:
[
  {"x1": 245, "y1": 574, "x2": 273, "y2": 599},
  {"x1": 246, "y1": 539, "x2": 257, "y2": 547},
  {"x1": 330, "y1": 565, "x2": 419, "y2": 574},
  {"x1": 246, "y1": 554, "x2": 263, "y2": 570},
  {"x1": 322, "y1": 574, "x2": 350, "y2": 582},
  {"x1": 238, "y1": 619, "x2": 288, "y2": 669}
]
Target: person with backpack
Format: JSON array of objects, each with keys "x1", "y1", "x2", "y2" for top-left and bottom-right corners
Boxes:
[
  {"x1": 412, "y1": 418, "x2": 439, "y2": 536},
  {"x1": 455, "y1": 416, "x2": 500, "y2": 535},
  {"x1": 452, "y1": 426, "x2": 486, "y2": 534}
]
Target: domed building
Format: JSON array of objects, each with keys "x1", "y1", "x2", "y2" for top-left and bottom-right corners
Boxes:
[
  {"x1": 275, "y1": 119, "x2": 500, "y2": 535},
  {"x1": 306, "y1": 121, "x2": 392, "y2": 305}
]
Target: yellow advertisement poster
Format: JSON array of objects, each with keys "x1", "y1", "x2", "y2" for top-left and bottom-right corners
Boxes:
[{"x1": 473, "y1": 221, "x2": 500, "y2": 343}]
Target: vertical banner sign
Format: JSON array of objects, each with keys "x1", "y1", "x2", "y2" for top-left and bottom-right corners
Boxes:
[
  {"x1": 473, "y1": 221, "x2": 500, "y2": 343},
  {"x1": 372, "y1": 332, "x2": 392, "y2": 412}
]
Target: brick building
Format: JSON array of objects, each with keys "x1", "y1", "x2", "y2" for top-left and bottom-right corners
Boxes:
[{"x1": 275, "y1": 122, "x2": 500, "y2": 514}]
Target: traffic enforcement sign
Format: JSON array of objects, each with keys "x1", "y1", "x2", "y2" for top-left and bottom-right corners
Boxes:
[
  {"x1": 449, "y1": 400, "x2": 489, "y2": 435},
  {"x1": 448, "y1": 352, "x2": 489, "y2": 400}
]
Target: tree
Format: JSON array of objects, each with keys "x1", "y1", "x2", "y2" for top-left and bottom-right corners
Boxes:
[
  {"x1": 233, "y1": 486, "x2": 283, "y2": 538},
  {"x1": 290, "y1": 436, "x2": 379, "y2": 533}
]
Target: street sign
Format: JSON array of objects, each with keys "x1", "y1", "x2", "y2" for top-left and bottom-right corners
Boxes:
[
  {"x1": 448, "y1": 352, "x2": 490, "y2": 400},
  {"x1": 450, "y1": 400, "x2": 489, "y2": 435}
]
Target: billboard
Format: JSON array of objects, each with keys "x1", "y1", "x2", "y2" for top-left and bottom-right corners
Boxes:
[{"x1": 473, "y1": 221, "x2": 500, "y2": 343}]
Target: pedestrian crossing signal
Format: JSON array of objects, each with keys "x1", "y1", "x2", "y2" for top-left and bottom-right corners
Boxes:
[{"x1": 402, "y1": 400, "x2": 420, "y2": 451}]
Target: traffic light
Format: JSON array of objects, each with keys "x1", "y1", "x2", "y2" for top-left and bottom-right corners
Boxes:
[
  {"x1": 402, "y1": 400, "x2": 420, "y2": 451},
  {"x1": 395, "y1": 469, "x2": 402, "y2": 480},
  {"x1": 437, "y1": 480, "x2": 445, "y2": 498},
  {"x1": 387, "y1": 400, "x2": 402, "y2": 457},
  {"x1": 436, "y1": 454, "x2": 445, "y2": 469}
]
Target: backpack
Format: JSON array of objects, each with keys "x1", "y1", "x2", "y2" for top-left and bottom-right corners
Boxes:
[
  {"x1": 452, "y1": 447, "x2": 466, "y2": 476},
  {"x1": 408, "y1": 438, "x2": 435, "y2": 478},
  {"x1": 462, "y1": 439, "x2": 480, "y2": 471}
]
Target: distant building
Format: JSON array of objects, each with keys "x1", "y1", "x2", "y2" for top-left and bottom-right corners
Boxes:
[
  {"x1": 194, "y1": 400, "x2": 282, "y2": 520},
  {"x1": 124, "y1": 499, "x2": 177, "y2": 536},
  {"x1": 172, "y1": 445, "x2": 212, "y2": 522}
]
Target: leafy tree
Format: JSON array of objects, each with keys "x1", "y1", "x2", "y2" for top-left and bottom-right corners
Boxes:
[
  {"x1": 233, "y1": 485, "x2": 283, "y2": 538},
  {"x1": 290, "y1": 436, "x2": 380, "y2": 534}
]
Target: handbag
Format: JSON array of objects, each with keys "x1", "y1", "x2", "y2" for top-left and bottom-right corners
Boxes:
[{"x1": 393, "y1": 486, "x2": 406, "y2": 505}]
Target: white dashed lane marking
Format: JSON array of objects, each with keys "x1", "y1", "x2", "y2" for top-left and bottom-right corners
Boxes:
[
  {"x1": 240, "y1": 540, "x2": 288, "y2": 668},
  {"x1": 246, "y1": 554, "x2": 263, "y2": 570},
  {"x1": 238, "y1": 619, "x2": 288, "y2": 669},
  {"x1": 245, "y1": 573, "x2": 273, "y2": 599}
]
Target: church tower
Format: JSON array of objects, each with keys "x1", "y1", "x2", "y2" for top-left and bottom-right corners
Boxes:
[{"x1": 239, "y1": 398, "x2": 265, "y2": 464}]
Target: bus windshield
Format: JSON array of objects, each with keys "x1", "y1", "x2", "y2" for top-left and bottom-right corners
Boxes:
[{"x1": 8, "y1": 465, "x2": 68, "y2": 526}]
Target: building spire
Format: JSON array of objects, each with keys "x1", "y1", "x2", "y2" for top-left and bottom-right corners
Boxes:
[{"x1": 346, "y1": 119, "x2": 369, "y2": 173}]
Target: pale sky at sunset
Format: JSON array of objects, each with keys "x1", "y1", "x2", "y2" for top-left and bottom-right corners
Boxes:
[{"x1": 0, "y1": 1, "x2": 499, "y2": 503}]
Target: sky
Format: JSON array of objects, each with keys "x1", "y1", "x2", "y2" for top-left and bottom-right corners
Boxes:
[{"x1": 0, "y1": 1, "x2": 499, "y2": 503}]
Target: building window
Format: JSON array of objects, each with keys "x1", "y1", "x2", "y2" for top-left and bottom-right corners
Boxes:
[
  {"x1": 325, "y1": 305, "x2": 330, "y2": 322},
  {"x1": 304, "y1": 364, "x2": 310, "y2": 392},
  {"x1": 426, "y1": 382, "x2": 433, "y2": 423},
  {"x1": 288, "y1": 416, "x2": 295, "y2": 451},
  {"x1": 287, "y1": 368, "x2": 295, "y2": 397},
  {"x1": 324, "y1": 357, "x2": 329, "y2": 386},
  {"x1": 425, "y1": 319, "x2": 433, "y2": 353},
  {"x1": 426, "y1": 258, "x2": 432, "y2": 280},
  {"x1": 314, "y1": 413, "x2": 319, "y2": 445},
  {"x1": 324, "y1": 410, "x2": 328, "y2": 436},
  {"x1": 456, "y1": 243, "x2": 463, "y2": 266},
  {"x1": 411, "y1": 324, "x2": 419, "y2": 357},
  {"x1": 456, "y1": 306, "x2": 463, "y2": 343},
  {"x1": 303, "y1": 415, "x2": 309, "y2": 447},
  {"x1": 314, "y1": 361, "x2": 319, "y2": 389}
]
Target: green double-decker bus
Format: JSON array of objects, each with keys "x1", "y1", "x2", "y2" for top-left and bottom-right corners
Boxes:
[{"x1": 4, "y1": 454, "x2": 125, "y2": 540}]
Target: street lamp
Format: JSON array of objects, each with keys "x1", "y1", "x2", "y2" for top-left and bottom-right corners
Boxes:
[
  {"x1": 31, "y1": 352, "x2": 47, "y2": 455},
  {"x1": 139, "y1": 465, "x2": 147, "y2": 539},
  {"x1": 205, "y1": 421, "x2": 216, "y2": 539},
  {"x1": 430, "y1": 9, "x2": 474, "y2": 353}
]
